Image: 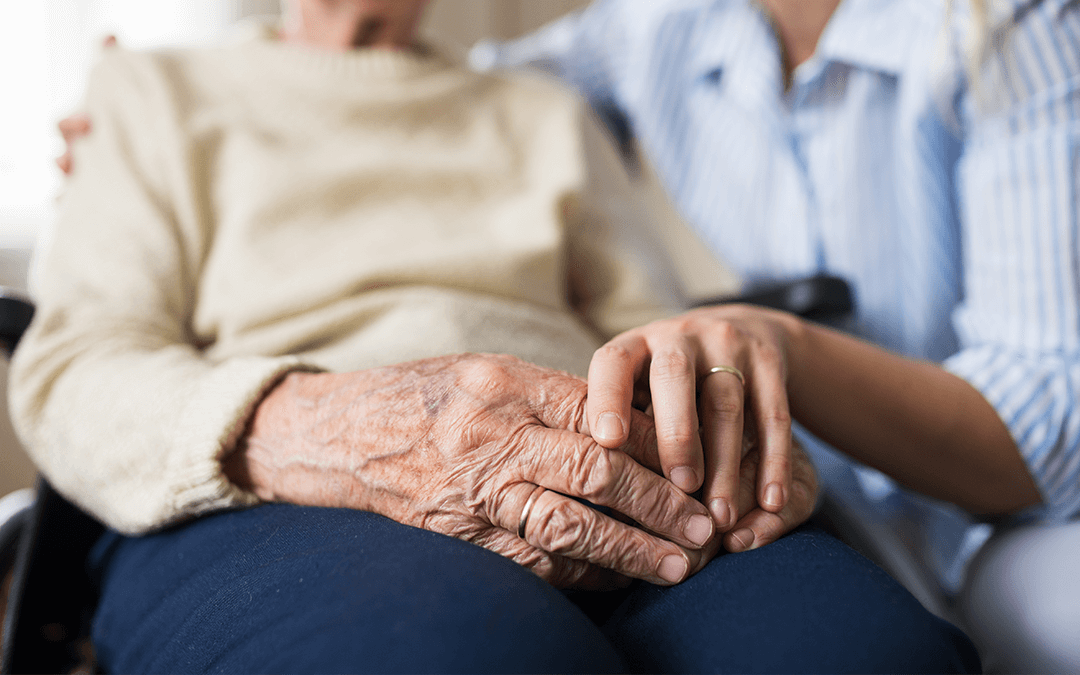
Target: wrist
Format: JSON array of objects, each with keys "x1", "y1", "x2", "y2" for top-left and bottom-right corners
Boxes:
[
  {"x1": 776, "y1": 309, "x2": 809, "y2": 376},
  {"x1": 222, "y1": 370, "x2": 324, "y2": 500}
]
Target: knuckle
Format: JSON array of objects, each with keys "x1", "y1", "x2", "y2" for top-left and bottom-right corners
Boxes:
[
  {"x1": 484, "y1": 479, "x2": 524, "y2": 525},
  {"x1": 643, "y1": 486, "x2": 687, "y2": 528},
  {"x1": 764, "y1": 453, "x2": 792, "y2": 474},
  {"x1": 650, "y1": 350, "x2": 694, "y2": 383},
  {"x1": 593, "y1": 342, "x2": 635, "y2": 367},
  {"x1": 710, "y1": 320, "x2": 742, "y2": 343},
  {"x1": 751, "y1": 337, "x2": 782, "y2": 362},
  {"x1": 654, "y1": 421, "x2": 698, "y2": 449},
  {"x1": 568, "y1": 445, "x2": 622, "y2": 501},
  {"x1": 760, "y1": 408, "x2": 792, "y2": 430},
  {"x1": 531, "y1": 502, "x2": 590, "y2": 557},
  {"x1": 458, "y1": 357, "x2": 512, "y2": 391},
  {"x1": 565, "y1": 394, "x2": 589, "y2": 434},
  {"x1": 665, "y1": 316, "x2": 695, "y2": 334},
  {"x1": 624, "y1": 478, "x2": 685, "y2": 530},
  {"x1": 700, "y1": 391, "x2": 743, "y2": 422}
]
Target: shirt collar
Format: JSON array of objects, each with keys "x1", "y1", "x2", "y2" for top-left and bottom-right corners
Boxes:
[
  {"x1": 689, "y1": 0, "x2": 940, "y2": 81},
  {"x1": 688, "y1": 1, "x2": 777, "y2": 83},
  {"x1": 687, "y1": 0, "x2": 783, "y2": 116},
  {"x1": 814, "y1": 0, "x2": 939, "y2": 76}
]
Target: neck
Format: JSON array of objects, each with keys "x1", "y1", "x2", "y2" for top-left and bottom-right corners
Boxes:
[
  {"x1": 758, "y1": 0, "x2": 843, "y2": 86},
  {"x1": 281, "y1": 3, "x2": 424, "y2": 51}
]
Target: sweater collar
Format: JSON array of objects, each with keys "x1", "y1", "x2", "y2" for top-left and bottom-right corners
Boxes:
[{"x1": 238, "y1": 18, "x2": 452, "y2": 81}]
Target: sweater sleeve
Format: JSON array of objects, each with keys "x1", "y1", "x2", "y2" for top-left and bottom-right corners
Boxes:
[
  {"x1": 8, "y1": 50, "x2": 315, "y2": 534},
  {"x1": 944, "y1": 0, "x2": 1080, "y2": 522}
]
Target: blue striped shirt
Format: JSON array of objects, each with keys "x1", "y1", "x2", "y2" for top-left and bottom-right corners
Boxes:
[{"x1": 473, "y1": 0, "x2": 1080, "y2": 526}]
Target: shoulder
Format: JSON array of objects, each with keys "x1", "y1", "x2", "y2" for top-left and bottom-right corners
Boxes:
[
  {"x1": 952, "y1": 0, "x2": 1080, "y2": 124},
  {"x1": 86, "y1": 48, "x2": 170, "y2": 101},
  {"x1": 467, "y1": 68, "x2": 611, "y2": 178},
  {"x1": 85, "y1": 44, "x2": 240, "y2": 116},
  {"x1": 80, "y1": 49, "x2": 184, "y2": 144}
]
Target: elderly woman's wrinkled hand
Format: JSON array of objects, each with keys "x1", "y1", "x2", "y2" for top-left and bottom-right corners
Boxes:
[
  {"x1": 718, "y1": 438, "x2": 818, "y2": 553},
  {"x1": 224, "y1": 353, "x2": 716, "y2": 590},
  {"x1": 678, "y1": 437, "x2": 819, "y2": 575},
  {"x1": 586, "y1": 303, "x2": 807, "y2": 539}
]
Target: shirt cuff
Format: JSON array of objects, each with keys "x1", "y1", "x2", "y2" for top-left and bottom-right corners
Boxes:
[{"x1": 943, "y1": 345, "x2": 1080, "y2": 523}]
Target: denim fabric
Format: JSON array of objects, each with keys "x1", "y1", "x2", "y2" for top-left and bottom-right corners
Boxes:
[{"x1": 89, "y1": 504, "x2": 980, "y2": 674}]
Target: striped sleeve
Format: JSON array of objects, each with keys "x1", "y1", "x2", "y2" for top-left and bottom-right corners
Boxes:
[{"x1": 946, "y1": 0, "x2": 1080, "y2": 521}]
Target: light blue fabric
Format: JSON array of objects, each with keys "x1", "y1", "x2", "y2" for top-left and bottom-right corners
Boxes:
[{"x1": 473, "y1": 0, "x2": 1080, "y2": 589}]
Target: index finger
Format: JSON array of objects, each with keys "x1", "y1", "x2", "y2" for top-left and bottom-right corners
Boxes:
[
  {"x1": 587, "y1": 335, "x2": 650, "y2": 448},
  {"x1": 520, "y1": 427, "x2": 715, "y2": 551}
]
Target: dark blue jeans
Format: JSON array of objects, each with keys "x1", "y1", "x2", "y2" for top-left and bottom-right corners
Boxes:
[{"x1": 89, "y1": 504, "x2": 980, "y2": 674}]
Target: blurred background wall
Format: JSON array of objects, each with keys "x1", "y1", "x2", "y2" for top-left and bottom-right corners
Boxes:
[{"x1": 0, "y1": 0, "x2": 734, "y2": 497}]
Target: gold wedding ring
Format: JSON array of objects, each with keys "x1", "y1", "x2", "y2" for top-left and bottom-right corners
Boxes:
[
  {"x1": 701, "y1": 365, "x2": 745, "y2": 387},
  {"x1": 517, "y1": 486, "x2": 546, "y2": 539}
]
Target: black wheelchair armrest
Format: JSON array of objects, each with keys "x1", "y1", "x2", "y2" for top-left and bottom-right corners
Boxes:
[
  {"x1": 0, "y1": 290, "x2": 101, "y2": 674},
  {"x1": 692, "y1": 274, "x2": 853, "y2": 322},
  {"x1": 2, "y1": 479, "x2": 104, "y2": 675},
  {"x1": 0, "y1": 292, "x2": 34, "y2": 359}
]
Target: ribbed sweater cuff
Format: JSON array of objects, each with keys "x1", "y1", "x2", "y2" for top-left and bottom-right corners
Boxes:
[{"x1": 165, "y1": 355, "x2": 322, "y2": 525}]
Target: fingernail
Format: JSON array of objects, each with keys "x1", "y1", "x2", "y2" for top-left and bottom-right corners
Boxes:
[
  {"x1": 670, "y1": 466, "x2": 698, "y2": 492},
  {"x1": 709, "y1": 498, "x2": 733, "y2": 531},
  {"x1": 764, "y1": 483, "x2": 784, "y2": 509},
  {"x1": 658, "y1": 554, "x2": 688, "y2": 583},
  {"x1": 594, "y1": 412, "x2": 624, "y2": 442},
  {"x1": 684, "y1": 514, "x2": 713, "y2": 547},
  {"x1": 730, "y1": 528, "x2": 755, "y2": 552}
]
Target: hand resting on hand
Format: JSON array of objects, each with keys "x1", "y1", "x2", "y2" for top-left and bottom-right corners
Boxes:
[{"x1": 224, "y1": 353, "x2": 718, "y2": 590}]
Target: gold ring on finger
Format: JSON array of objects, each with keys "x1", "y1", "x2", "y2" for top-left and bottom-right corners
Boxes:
[
  {"x1": 517, "y1": 485, "x2": 546, "y2": 539},
  {"x1": 701, "y1": 365, "x2": 745, "y2": 387}
]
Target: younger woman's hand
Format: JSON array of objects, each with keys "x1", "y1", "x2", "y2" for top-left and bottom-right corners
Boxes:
[
  {"x1": 55, "y1": 35, "x2": 116, "y2": 175},
  {"x1": 587, "y1": 304, "x2": 803, "y2": 533}
]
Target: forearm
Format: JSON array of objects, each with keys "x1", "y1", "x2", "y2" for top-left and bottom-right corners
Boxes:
[
  {"x1": 9, "y1": 327, "x2": 306, "y2": 532},
  {"x1": 223, "y1": 366, "x2": 433, "y2": 520},
  {"x1": 785, "y1": 317, "x2": 1041, "y2": 515}
]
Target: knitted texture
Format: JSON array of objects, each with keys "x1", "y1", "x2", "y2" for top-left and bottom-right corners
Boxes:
[{"x1": 9, "y1": 34, "x2": 668, "y2": 533}]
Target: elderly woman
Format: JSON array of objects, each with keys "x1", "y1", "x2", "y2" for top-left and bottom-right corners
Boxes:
[{"x1": 11, "y1": 0, "x2": 978, "y2": 672}]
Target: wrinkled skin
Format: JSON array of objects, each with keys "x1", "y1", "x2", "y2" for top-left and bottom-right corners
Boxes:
[
  {"x1": 281, "y1": 0, "x2": 431, "y2": 51},
  {"x1": 226, "y1": 353, "x2": 725, "y2": 590}
]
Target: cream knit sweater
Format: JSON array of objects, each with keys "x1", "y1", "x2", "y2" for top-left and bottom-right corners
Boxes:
[{"x1": 8, "y1": 33, "x2": 671, "y2": 534}]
